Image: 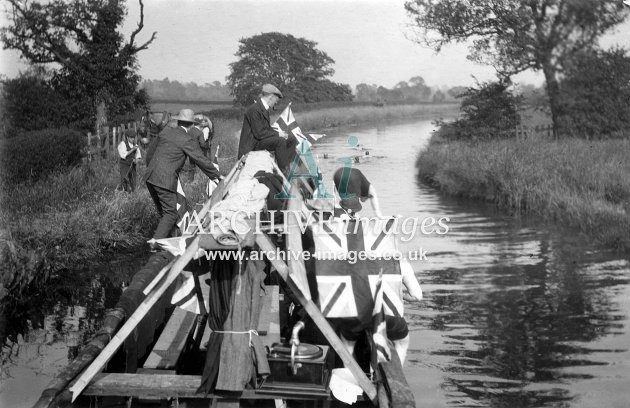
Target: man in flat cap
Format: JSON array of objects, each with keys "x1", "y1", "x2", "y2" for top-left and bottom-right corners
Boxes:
[
  {"x1": 145, "y1": 108, "x2": 220, "y2": 241},
  {"x1": 237, "y1": 83, "x2": 298, "y2": 170}
]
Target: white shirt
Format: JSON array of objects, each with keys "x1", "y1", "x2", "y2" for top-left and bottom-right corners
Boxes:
[
  {"x1": 261, "y1": 97, "x2": 270, "y2": 111},
  {"x1": 118, "y1": 139, "x2": 141, "y2": 160}
]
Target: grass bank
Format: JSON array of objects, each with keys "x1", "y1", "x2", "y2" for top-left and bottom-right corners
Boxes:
[
  {"x1": 416, "y1": 134, "x2": 630, "y2": 250},
  {"x1": 0, "y1": 159, "x2": 158, "y2": 342}
]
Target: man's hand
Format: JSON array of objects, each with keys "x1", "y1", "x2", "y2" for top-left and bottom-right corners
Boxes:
[{"x1": 278, "y1": 129, "x2": 289, "y2": 139}]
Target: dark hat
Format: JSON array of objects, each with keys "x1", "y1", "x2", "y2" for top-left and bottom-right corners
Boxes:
[
  {"x1": 262, "y1": 83, "x2": 283, "y2": 98},
  {"x1": 125, "y1": 128, "x2": 136, "y2": 138}
]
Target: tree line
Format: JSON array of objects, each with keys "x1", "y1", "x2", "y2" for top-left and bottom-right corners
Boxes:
[
  {"x1": 140, "y1": 78, "x2": 232, "y2": 102},
  {"x1": 2, "y1": 0, "x2": 629, "y2": 140}
]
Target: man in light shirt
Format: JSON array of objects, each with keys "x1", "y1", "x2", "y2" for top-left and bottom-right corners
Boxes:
[{"x1": 117, "y1": 129, "x2": 141, "y2": 192}]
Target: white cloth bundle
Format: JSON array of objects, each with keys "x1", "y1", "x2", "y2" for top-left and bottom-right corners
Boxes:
[{"x1": 210, "y1": 178, "x2": 269, "y2": 244}]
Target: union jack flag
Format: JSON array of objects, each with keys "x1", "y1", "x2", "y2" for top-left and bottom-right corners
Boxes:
[
  {"x1": 372, "y1": 273, "x2": 391, "y2": 363},
  {"x1": 311, "y1": 217, "x2": 404, "y2": 327},
  {"x1": 273, "y1": 104, "x2": 324, "y2": 149},
  {"x1": 171, "y1": 271, "x2": 210, "y2": 314}
]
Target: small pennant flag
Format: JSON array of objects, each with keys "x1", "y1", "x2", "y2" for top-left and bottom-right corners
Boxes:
[
  {"x1": 176, "y1": 177, "x2": 189, "y2": 232},
  {"x1": 272, "y1": 104, "x2": 323, "y2": 149},
  {"x1": 373, "y1": 271, "x2": 391, "y2": 364},
  {"x1": 308, "y1": 133, "x2": 326, "y2": 141}
]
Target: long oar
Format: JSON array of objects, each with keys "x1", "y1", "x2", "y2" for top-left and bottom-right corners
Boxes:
[{"x1": 69, "y1": 236, "x2": 201, "y2": 402}]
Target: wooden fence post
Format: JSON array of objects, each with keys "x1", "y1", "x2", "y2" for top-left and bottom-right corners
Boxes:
[
  {"x1": 87, "y1": 132, "x2": 92, "y2": 162},
  {"x1": 113, "y1": 127, "x2": 117, "y2": 154},
  {"x1": 104, "y1": 126, "x2": 110, "y2": 158}
]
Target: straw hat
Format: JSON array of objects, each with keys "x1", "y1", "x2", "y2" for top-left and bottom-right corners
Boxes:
[{"x1": 172, "y1": 108, "x2": 196, "y2": 123}]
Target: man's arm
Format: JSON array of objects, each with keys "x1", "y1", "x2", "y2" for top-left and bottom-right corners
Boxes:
[
  {"x1": 367, "y1": 184, "x2": 384, "y2": 218},
  {"x1": 183, "y1": 137, "x2": 220, "y2": 180},
  {"x1": 251, "y1": 109, "x2": 281, "y2": 141},
  {"x1": 145, "y1": 137, "x2": 158, "y2": 165}
]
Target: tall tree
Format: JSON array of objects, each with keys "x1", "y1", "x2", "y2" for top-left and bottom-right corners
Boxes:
[
  {"x1": 227, "y1": 32, "x2": 351, "y2": 105},
  {"x1": 2, "y1": 0, "x2": 156, "y2": 127},
  {"x1": 404, "y1": 0, "x2": 628, "y2": 133}
]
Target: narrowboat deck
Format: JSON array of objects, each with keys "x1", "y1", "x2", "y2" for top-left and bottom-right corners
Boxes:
[{"x1": 32, "y1": 151, "x2": 415, "y2": 408}]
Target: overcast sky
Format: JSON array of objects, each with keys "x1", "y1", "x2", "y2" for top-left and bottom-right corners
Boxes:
[{"x1": 2, "y1": 0, "x2": 630, "y2": 90}]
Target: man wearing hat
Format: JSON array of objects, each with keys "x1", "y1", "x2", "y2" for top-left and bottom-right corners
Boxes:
[
  {"x1": 237, "y1": 83, "x2": 298, "y2": 169},
  {"x1": 145, "y1": 108, "x2": 221, "y2": 240},
  {"x1": 117, "y1": 128, "x2": 141, "y2": 192},
  {"x1": 333, "y1": 167, "x2": 384, "y2": 218},
  {"x1": 191, "y1": 114, "x2": 214, "y2": 158}
]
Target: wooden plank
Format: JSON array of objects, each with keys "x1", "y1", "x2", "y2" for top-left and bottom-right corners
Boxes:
[
  {"x1": 257, "y1": 286, "x2": 280, "y2": 349},
  {"x1": 84, "y1": 373, "x2": 327, "y2": 400},
  {"x1": 256, "y1": 285, "x2": 274, "y2": 335},
  {"x1": 143, "y1": 308, "x2": 197, "y2": 370},
  {"x1": 69, "y1": 237, "x2": 201, "y2": 401}
]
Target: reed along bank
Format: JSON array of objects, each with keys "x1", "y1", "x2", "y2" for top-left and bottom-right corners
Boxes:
[{"x1": 416, "y1": 133, "x2": 630, "y2": 250}]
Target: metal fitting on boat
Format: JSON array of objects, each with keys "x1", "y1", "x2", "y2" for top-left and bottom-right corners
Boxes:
[{"x1": 290, "y1": 320, "x2": 306, "y2": 374}]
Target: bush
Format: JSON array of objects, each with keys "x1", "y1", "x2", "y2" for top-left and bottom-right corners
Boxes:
[
  {"x1": 1, "y1": 72, "x2": 70, "y2": 134},
  {"x1": 0, "y1": 128, "x2": 84, "y2": 184},
  {"x1": 436, "y1": 80, "x2": 522, "y2": 141}
]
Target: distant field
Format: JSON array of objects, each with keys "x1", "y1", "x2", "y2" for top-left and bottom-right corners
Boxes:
[{"x1": 150, "y1": 100, "x2": 233, "y2": 113}]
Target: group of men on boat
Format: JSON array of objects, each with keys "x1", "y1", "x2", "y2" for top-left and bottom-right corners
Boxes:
[{"x1": 141, "y1": 83, "x2": 421, "y2": 372}]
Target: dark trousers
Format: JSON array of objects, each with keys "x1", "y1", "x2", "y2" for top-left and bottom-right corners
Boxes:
[
  {"x1": 254, "y1": 135, "x2": 298, "y2": 169},
  {"x1": 146, "y1": 182, "x2": 179, "y2": 239},
  {"x1": 119, "y1": 163, "x2": 137, "y2": 192}
]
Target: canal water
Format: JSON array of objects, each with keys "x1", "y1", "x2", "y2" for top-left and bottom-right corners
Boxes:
[{"x1": 2, "y1": 118, "x2": 629, "y2": 407}]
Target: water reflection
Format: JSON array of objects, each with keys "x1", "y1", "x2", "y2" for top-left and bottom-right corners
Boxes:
[
  {"x1": 319, "y1": 120, "x2": 630, "y2": 407},
  {"x1": 0, "y1": 252, "x2": 148, "y2": 407}
]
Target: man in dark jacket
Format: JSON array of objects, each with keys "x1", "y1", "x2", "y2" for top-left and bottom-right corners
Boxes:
[
  {"x1": 145, "y1": 108, "x2": 220, "y2": 240},
  {"x1": 237, "y1": 83, "x2": 298, "y2": 169}
]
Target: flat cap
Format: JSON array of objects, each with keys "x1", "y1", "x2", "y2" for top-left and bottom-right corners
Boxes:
[{"x1": 262, "y1": 83, "x2": 283, "y2": 98}]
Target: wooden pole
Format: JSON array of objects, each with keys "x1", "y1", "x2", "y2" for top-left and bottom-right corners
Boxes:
[
  {"x1": 69, "y1": 237, "x2": 201, "y2": 401},
  {"x1": 87, "y1": 132, "x2": 92, "y2": 162},
  {"x1": 113, "y1": 127, "x2": 118, "y2": 153},
  {"x1": 105, "y1": 127, "x2": 110, "y2": 158}
]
